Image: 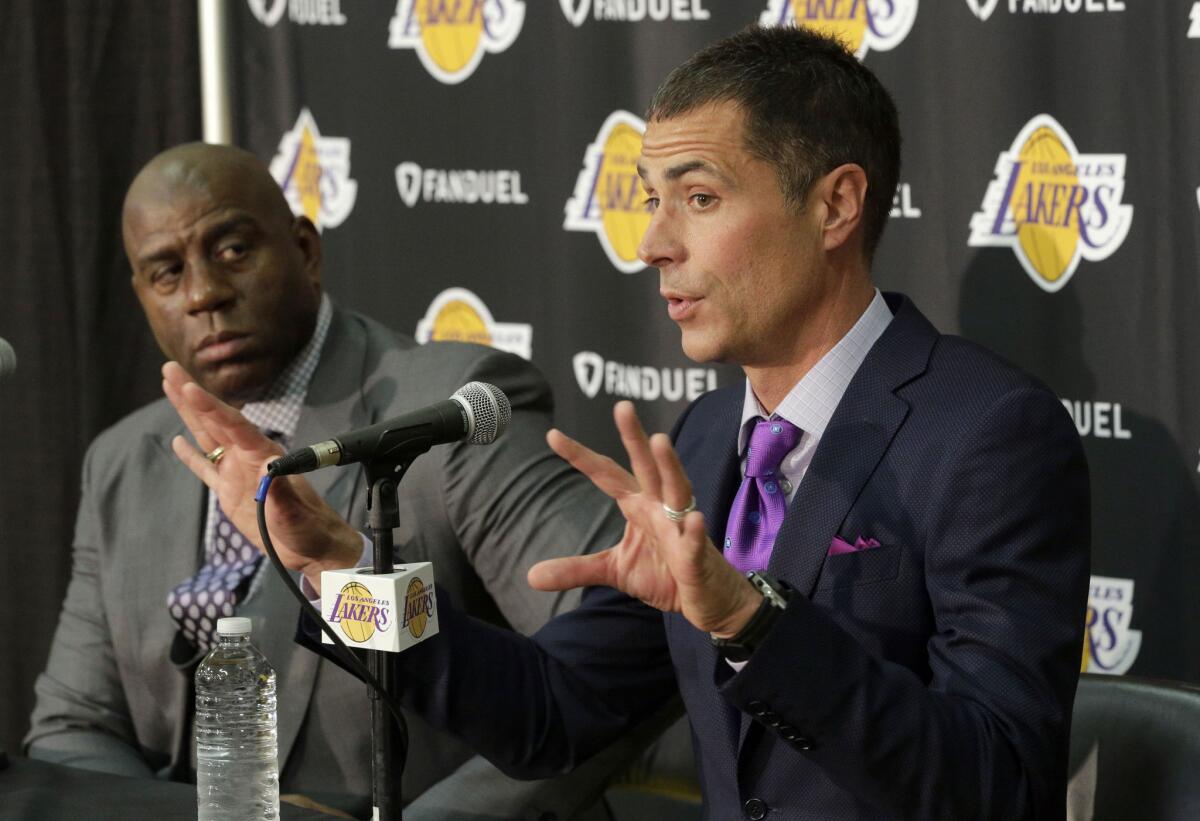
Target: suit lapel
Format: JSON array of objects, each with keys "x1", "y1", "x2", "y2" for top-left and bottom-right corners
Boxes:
[
  {"x1": 138, "y1": 421, "x2": 206, "y2": 773},
  {"x1": 253, "y1": 307, "x2": 372, "y2": 769},
  {"x1": 737, "y1": 295, "x2": 937, "y2": 756},
  {"x1": 767, "y1": 294, "x2": 936, "y2": 598}
]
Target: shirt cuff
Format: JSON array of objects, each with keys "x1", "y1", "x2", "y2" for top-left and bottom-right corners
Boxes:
[{"x1": 299, "y1": 532, "x2": 373, "y2": 602}]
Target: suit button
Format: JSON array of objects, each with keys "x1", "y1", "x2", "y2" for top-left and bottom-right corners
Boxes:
[
  {"x1": 780, "y1": 726, "x2": 814, "y2": 749},
  {"x1": 743, "y1": 798, "x2": 769, "y2": 820}
]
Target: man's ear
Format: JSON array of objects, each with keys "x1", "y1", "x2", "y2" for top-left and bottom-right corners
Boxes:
[
  {"x1": 293, "y1": 216, "x2": 323, "y2": 290},
  {"x1": 819, "y1": 163, "x2": 868, "y2": 253}
]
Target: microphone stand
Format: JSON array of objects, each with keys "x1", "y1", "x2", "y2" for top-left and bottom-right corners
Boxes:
[{"x1": 363, "y1": 458, "x2": 414, "y2": 821}]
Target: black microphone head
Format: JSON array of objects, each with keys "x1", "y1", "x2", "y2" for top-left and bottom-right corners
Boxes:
[
  {"x1": 0, "y1": 337, "x2": 15, "y2": 379},
  {"x1": 452, "y1": 382, "x2": 511, "y2": 444}
]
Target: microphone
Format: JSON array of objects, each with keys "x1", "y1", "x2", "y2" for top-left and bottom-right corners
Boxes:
[
  {"x1": 268, "y1": 381, "x2": 511, "y2": 476},
  {"x1": 0, "y1": 337, "x2": 15, "y2": 379}
]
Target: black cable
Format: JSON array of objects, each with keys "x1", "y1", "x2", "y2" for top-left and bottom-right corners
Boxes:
[{"x1": 254, "y1": 474, "x2": 410, "y2": 756}]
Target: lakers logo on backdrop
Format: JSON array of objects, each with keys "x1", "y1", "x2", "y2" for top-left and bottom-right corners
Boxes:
[
  {"x1": 388, "y1": 0, "x2": 525, "y2": 84},
  {"x1": 327, "y1": 581, "x2": 392, "y2": 643},
  {"x1": 968, "y1": 114, "x2": 1131, "y2": 292},
  {"x1": 760, "y1": 0, "x2": 918, "y2": 59},
  {"x1": 564, "y1": 111, "x2": 650, "y2": 274},
  {"x1": 269, "y1": 108, "x2": 357, "y2": 231},
  {"x1": 416, "y1": 287, "x2": 533, "y2": 359},
  {"x1": 1083, "y1": 576, "x2": 1141, "y2": 675}
]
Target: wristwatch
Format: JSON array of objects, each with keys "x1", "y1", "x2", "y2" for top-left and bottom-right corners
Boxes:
[{"x1": 711, "y1": 571, "x2": 792, "y2": 662}]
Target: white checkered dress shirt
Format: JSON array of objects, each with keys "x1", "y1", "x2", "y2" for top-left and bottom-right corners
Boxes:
[
  {"x1": 199, "y1": 294, "x2": 333, "y2": 557},
  {"x1": 737, "y1": 289, "x2": 893, "y2": 501}
]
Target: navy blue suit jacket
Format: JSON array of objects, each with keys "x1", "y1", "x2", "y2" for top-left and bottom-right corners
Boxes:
[{"x1": 390, "y1": 293, "x2": 1090, "y2": 819}]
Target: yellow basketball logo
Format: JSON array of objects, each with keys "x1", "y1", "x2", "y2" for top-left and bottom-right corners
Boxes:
[
  {"x1": 968, "y1": 114, "x2": 1132, "y2": 293},
  {"x1": 563, "y1": 110, "x2": 651, "y2": 274},
  {"x1": 328, "y1": 581, "x2": 391, "y2": 643},
  {"x1": 294, "y1": 127, "x2": 323, "y2": 225},
  {"x1": 430, "y1": 299, "x2": 493, "y2": 347},
  {"x1": 269, "y1": 108, "x2": 357, "y2": 231},
  {"x1": 1012, "y1": 127, "x2": 1080, "y2": 286},
  {"x1": 760, "y1": 0, "x2": 918, "y2": 59},
  {"x1": 389, "y1": 0, "x2": 526, "y2": 85},
  {"x1": 403, "y1": 578, "x2": 436, "y2": 639},
  {"x1": 416, "y1": 287, "x2": 533, "y2": 359}
]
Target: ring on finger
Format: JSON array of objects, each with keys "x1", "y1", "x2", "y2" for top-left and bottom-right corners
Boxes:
[
  {"x1": 662, "y1": 496, "x2": 696, "y2": 523},
  {"x1": 205, "y1": 446, "x2": 226, "y2": 465}
]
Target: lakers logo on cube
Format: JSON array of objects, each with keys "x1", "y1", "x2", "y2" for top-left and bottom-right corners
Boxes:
[
  {"x1": 388, "y1": 0, "x2": 526, "y2": 85},
  {"x1": 326, "y1": 581, "x2": 391, "y2": 643},
  {"x1": 321, "y1": 564, "x2": 438, "y2": 653},
  {"x1": 563, "y1": 110, "x2": 652, "y2": 274},
  {"x1": 760, "y1": 0, "x2": 918, "y2": 59},
  {"x1": 969, "y1": 114, "x2": 1132, "y2": 292}
]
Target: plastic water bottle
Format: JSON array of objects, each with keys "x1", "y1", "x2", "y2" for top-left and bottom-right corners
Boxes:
[{"x1": 195, "y1": 616, "x2": 280, "y2": 820}]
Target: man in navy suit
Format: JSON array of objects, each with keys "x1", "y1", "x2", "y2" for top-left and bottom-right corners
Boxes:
[{"x1": 171, "y1": 25, "x2": 1089, "y2": 819}]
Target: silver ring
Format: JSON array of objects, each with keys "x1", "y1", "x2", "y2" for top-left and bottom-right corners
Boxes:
[
  {"x1": 204, "y1": 446, "x2": 226, "y2": 465},
  {"x1": 662, "y1": 496, "x2": 696, "y2": 523}
]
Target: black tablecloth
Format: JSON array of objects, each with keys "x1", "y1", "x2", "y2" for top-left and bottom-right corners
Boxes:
[{"x1": 0, "y1": 754, "x2": 339, "y2": 820}]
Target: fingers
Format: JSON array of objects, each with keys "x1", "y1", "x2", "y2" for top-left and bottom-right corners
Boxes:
[
  {"x1": 171, "y1": 434, "x2": 219, "y2": 488},
  {"x1": 527, "y1": 551, "x2": 614, "y2": 592},
  {"x1": 182, "y1": 382, "x2": 281, "y2": 456},
  {"x1": 162, "y1": 363, "x2": 216, "y2": 454},
  {"x1": 613, "y1": 401, "x2": 662, "y2": 501},
  {"x1": 649, "y1": 432, "x2": 694, "y2": 517},
  {"x1": 547, "y1": 428, "x2": 639, "y2": 500}
]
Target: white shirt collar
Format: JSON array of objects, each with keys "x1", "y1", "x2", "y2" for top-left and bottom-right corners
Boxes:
[{"x1": 738, "y1": 289, "x2": 893, "y2": 454}]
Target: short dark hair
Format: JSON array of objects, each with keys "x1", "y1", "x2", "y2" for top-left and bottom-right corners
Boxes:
[{"x1": 646, "y1": 25, "x2": 902, "y2": 261}]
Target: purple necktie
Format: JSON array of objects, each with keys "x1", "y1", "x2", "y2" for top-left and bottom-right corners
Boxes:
[
  {"x1": 723, "y1": 417, "x2": 802, "y2": 573},
  {"x1": 167, "y1": 501, "x2": 263, "y2": 654}
]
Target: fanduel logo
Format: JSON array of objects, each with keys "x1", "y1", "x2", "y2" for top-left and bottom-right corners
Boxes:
[
  {"x1": 248, "y1": 0, "x2": 347, "y2": 26},
  {"x1": 890, "y1": 183, "x2": 921, "y2": 219},
  {"x1": 559, "y1": 0, "x2": 709, "y2": 27},
  {"x1": 1060, "y1": 399, "x2": 1132, "y2": 440},
  {"x1": 970, "y1": 0, "x2": 1124, "y2": 19},
  {"x1": 573, "y1": 352, "x2": 717, "y2": 402},
  {"x1": 395, "y1": 163, "x2": 528, "y2": 207}
]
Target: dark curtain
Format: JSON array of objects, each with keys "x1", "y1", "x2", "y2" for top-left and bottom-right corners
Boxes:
[{"x1": 0, "y1": 1, "x2": 200, "y2": 754}]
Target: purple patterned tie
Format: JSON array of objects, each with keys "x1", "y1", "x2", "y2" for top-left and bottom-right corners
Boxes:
[
  {"x1": 723, "y1": 417, "x2": 802, "y2": 573},
  {"x1": 167, "y1": 501, "x2": 264, "y2": 654}
]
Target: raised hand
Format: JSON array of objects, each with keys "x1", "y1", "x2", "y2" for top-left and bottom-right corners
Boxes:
[
  {"x1": 529, "y1": 401, "x2": 760, "y2": 637},
  {"x1": 162, "y1": 361, "x2": 361, "y2": 590}
]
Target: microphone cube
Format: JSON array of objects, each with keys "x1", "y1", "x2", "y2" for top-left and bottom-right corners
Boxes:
[{"x1": 320, "y1": 563, "x2": 438, "y2": 653}]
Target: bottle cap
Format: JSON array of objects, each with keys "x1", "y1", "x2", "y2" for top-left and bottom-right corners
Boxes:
[{"x1": 216, "y1": 617, "x2": 252, "y2": 636}]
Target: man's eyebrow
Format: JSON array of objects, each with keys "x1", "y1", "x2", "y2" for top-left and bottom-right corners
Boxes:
[
  {"x1": 135, "y1": 215, "x2": 260, "y2": 268},
  {"x1": 636, "y1": 160, "x2": 729, "y2": 184}
]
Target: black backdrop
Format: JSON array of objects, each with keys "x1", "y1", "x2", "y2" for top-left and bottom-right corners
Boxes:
[{"x1": 3, "y1": 0, "x2": 1199, "y2": 758}]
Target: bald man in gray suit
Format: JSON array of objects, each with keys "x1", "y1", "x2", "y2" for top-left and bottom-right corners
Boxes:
[{"x1": 25, "y1": 143, "x2": 639, "y2": 818}]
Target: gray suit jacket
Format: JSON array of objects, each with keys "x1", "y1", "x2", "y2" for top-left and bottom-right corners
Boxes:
[{"x1": 26, "y1": 305, "x2": 632, "y2": 817}]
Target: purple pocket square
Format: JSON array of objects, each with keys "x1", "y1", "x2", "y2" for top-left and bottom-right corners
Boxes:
[{"x1": 828, "y1": 535, "x2": 882, "y2": 556}]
